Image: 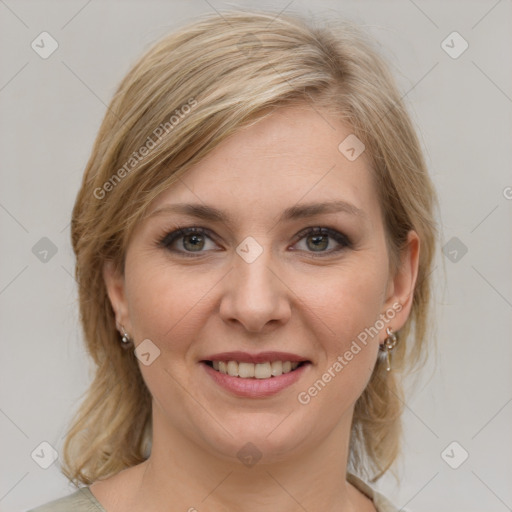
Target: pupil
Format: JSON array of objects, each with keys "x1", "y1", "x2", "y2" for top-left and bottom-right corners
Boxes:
[
  {"x1": 309, "y1": 234, "x2": 327, "y2": 251},
  {"x1": 184, "y1": 234, "x2": 204, "y2": 251}
]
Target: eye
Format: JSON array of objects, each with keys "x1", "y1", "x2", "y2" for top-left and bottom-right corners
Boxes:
[
  {"x1": 157, "y1": 226, "x2": 218, "y2": 257},
  {"x1": 292, "y1": 227, "x2": 352, "y2": 256},
  {"x1": 157, "y1": 225, "x2": 352, "y2": 258}
]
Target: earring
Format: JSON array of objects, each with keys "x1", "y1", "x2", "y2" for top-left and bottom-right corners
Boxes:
[
  {"x1": 379, "y1": 327, "x2": 399, "y2": 371},
  {"x1": 119, "y1": 325, "x2": 132, "y2": 349}
]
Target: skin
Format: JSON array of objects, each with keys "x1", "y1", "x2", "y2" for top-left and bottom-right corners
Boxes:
[{"x1": 95, "y1": 104, "x2": 419, "y2": 512}]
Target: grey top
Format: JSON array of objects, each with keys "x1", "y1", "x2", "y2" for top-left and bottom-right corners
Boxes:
[{"x1": 27, "y1": 472, "x2": 399, "y2": 512}]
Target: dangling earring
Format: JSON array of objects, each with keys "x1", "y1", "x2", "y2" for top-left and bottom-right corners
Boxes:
[
  {"x1": 119, "y1": 325, "x2": 132, "y2": 349},
  {"x1": 379, "y1": 327, "x2": 399, "y2": 371}
]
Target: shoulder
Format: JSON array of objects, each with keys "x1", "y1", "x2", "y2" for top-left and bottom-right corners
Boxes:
[
  {"x1": 27, "y1": 487, "x2": 106, "y2": 512},
  {"x1": 347, "y1": 472, "x2": 401, "y2": 512}
]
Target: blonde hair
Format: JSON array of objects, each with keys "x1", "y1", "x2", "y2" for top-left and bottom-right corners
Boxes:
[{"x1": 63, "y1": 10, "x2": 439, "y2": 486}]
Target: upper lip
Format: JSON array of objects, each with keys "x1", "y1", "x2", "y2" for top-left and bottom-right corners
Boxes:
[{"x1": 201, "y1": 351, "x2": 310, "y2": 364}]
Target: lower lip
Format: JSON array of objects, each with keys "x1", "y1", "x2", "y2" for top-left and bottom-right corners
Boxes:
[{"x1": 201, "y1": 362, "x2": 310, "y2": 398}]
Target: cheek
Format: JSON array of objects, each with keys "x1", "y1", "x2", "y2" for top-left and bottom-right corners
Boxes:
[
  {"x1": 310, "y1": 258, "x2": 388, "y2": 389},
  {"x1": 124, "y1": 256, "x2": 208, "y2": 348},
  {"x1": 310, "y1": 259, "x2": 388, "y2": 341}
]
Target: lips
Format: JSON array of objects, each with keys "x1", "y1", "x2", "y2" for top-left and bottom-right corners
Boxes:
[
  {"x1": 201, "y1": 351, "x2": 310, "y2": 364},
  {"x1": 199, "y1": 351, "x2": 312, "y2": 397},
  {"x1": 201, "y1": 359, "x2": 310, "y2": 398},
  {"x1": 204, "y1": 360, "x2": 306, "y2": 379}
]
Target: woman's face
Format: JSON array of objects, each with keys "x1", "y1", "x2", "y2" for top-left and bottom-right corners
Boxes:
[{"x1": 105, "y1": 105, "x2": 419, "y2": 464}]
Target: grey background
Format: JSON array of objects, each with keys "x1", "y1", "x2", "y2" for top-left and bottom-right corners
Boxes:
[{"x1": 1, "y1": 1, "x2": 511, "y2": 511}]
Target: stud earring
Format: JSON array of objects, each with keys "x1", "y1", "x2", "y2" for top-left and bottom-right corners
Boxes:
[
  {"x1": 119, "y1": 325, "x2": 132, "y2": 349},
  {"x1": 379, "y1": 327, "x2": 399, "y2": 371}
]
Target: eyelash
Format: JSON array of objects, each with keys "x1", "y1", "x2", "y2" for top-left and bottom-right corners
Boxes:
[{"x1": 156, "y1": 225, "x2": 353, "y2": 258}]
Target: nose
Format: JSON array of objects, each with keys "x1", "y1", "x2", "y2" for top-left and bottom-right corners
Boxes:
[{"x1": 218, "y1": 243, "x2": 292, "y2": 333}]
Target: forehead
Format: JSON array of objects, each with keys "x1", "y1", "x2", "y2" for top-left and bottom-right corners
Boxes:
[{"x1": 148, "y1": 105, "x2": 380, "y2": 227}]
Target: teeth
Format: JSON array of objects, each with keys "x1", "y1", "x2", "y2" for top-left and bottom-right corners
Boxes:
[
  {"x1": 227, "y1": 360, "x2": 239, "y2": 376},
  {"x1": 238, "y1": 362, "x2": 254, "y2": 378},
  {"x1": 210, "y1": 360, "x2": 301, "y2": 378},
  {"x1": 271, "y1": 361, "x2": 282, "y2": 376},
  {"x1": 254, "y1": 362, "x2": 272, "y2": 379}
]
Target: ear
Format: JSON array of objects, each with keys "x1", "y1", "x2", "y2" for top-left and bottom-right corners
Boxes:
[
  {"x1": 103, "y1": 260, "x2": 131, "y2": 333},
  {"x1": 382, "y1": 230, "x2": 420, "y2": 333}
]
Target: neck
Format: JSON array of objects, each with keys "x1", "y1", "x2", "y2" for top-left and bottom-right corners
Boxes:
[{"x1": 129, "y1": 402, "x2": 363, "y2": 512}]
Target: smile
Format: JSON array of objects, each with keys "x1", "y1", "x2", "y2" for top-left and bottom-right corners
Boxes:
[
  {"x1": 201, "y1": 360, "x2": 311, "y2": 398},
  {"x1": 205, "y1": 360, "x2": 305, "y2": 378}
]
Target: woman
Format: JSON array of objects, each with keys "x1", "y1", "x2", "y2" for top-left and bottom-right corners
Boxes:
[{"x1": 29, "y1": 10, "x2": 438, "y2": 512}]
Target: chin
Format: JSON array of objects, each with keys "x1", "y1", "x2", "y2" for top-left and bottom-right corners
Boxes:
[{"x1": 201, "y1": 418, "x2": 313, "y2": 466}]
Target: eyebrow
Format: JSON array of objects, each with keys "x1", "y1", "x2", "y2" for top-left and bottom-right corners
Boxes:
[{"x1": 147, "y1": 200, "x2": 367, "y2": 227}]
